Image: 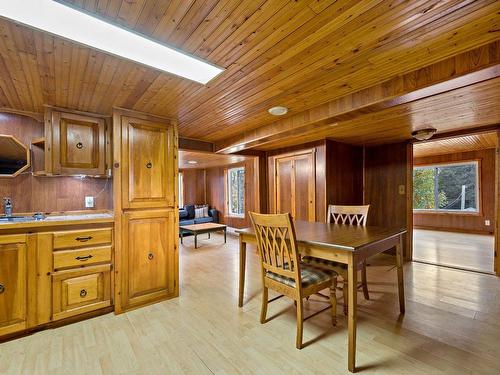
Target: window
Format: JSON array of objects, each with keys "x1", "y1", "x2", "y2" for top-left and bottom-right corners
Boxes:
[
  {"x1": 178, "y1": 172, "x2": 184, "y2": 208},
  {"x1": 413, "y1": 161, "x2": 479, "y2": 213},
  {"x1": 227, "y1": 167, "x2": 245, "y2": 217}
]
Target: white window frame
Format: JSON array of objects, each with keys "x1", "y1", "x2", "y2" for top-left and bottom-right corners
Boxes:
[
  {"x1": 178, "y1": 172, "x2": 184, "y2": 208},
  {"x1": 227, "y1": 166, "x2": 245, "y2": 218},
  {"x1": 413, "y1": 160, "x2": 480, "y2": 214}
]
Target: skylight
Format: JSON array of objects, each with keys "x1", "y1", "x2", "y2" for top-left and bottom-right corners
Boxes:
[{"x1": 0, "y1": 0, "x2": 224, "y2": 84}]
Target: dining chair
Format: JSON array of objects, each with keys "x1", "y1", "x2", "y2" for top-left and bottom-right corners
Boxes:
[
  {"x1": 249, "y1": 212, "x2": 338, "y2": 349},
  {"x1": 302, "y1": 204, "x2": 370, "y2": 315}
]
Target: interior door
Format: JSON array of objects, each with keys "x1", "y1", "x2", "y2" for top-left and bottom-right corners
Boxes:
[
  {"x1": 0, "y1": 236, "x2": 27, "y2": 336},
  {"x1": 52, "y1": 111, "x2": 106, "y2": 175},
  {"x1": 274, "y1": 150, "x2": 315, "y2": 221},
  {"x1": 121, "y1": 210, "x2": 176, "y2": 309},
  {"x1": 121, "y1": 116, "x2": 174, "y2": 209}
]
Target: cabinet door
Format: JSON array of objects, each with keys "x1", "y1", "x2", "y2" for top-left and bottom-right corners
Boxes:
[
  {"x1": 121, "y1": 210, "x2": 176, "y2": 310},
  {"x1": 121, "y1": 116, "x2": 174, "y2": 209},
  {"x1": 0, "y1": 236, "x2": 27, "y2": 336},
  {"x1": 274, "y1": 151, "x2": 315, "y2": 221},
  {"x1": 51, "y1": 111, "x2": 106, "y2": 175}
]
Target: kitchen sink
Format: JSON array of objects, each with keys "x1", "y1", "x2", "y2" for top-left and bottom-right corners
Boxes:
[{"x1": 0, "y1": 215, "x2": 39, "y2": 222}]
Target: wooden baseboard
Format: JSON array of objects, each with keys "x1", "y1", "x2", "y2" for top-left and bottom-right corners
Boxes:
[{"x1": 413, "y1": 225, "x2": 493, "y2": 235}]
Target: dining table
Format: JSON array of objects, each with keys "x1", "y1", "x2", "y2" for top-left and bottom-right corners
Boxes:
[{"x1": 236, "y1": 221, "x2": 407, "y2": 373}]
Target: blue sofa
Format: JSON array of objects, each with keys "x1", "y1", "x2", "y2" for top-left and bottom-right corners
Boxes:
[{"x1": 179, "y1": 204, "x2": 219, "y2": 226}]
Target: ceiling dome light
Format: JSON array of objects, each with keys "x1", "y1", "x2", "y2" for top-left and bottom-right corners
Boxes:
[
  {"x1": 411, "y1": 128, "x2": 437, "y2": 141},
  {"x1": 187, "y1": 160, "x2": 198, "y2": 164},
  {"x1": 268, "y1": 106, "x2": 288, "y2": 116}
]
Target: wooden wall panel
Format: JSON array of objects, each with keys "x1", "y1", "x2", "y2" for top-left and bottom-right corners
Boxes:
[
  {"x1": 325, "y1": 140, "x2": 363, "y2": 207},
  {"x1": 0, "y1": 113, "x2": 112, "y2": 213},
  {"x1": 205, "y1": 159, "x2": 258, "y2": 228},
  {"x1": 413, "y1": 149, "x2": 495, "y2": 234},
  {"x1": 364, "y1": 142, "x2": 412, "y2": 258},
  {"x1": 180, "y1": 169, "x2": 206, "y2": 205}
]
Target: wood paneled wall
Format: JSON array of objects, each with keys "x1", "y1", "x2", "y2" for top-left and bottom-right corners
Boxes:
[
  {"x1": 0, "y1": 113, "x2": 112, "y2": 213},
  {"x1": 413, "y1": 149, "x2": 495, "y2": 234},
  {"x1": 325, "y1": 140, "x2": 364, "y2": 207},
  {"x1": 180, "y1": 169, "x2": 206, "y2": 205},
  {"x1": 364, "y1": 142, "x2": 412, "y2": 259},
  {"x1": 267, "y1": 140, "x2": 364, "y2": 223},
  {"x1": 205, "y1": 159, "x2": 259, "y2": 228}
]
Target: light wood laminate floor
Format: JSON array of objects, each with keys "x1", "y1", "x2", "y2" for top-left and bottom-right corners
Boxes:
[
  {"x1": 413, "y1": 229, "x2": 494, "y2": 273},
  {"x1": 1, "y1": 232, "x2": 500, "y2": 374}
]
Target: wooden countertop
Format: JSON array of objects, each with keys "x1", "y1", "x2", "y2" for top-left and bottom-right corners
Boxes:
[{"x1": 0, "y1": 212, "x2": 114, "y2": 231}]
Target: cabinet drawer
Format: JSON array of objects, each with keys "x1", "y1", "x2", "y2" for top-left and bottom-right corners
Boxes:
[
  {"x1": 53, "y1": 228, "x2": 112, "y2": 249},
  {"x1": 53, "y1": 246, "x2": 111, "y2": 270},
  {"x1": 52, "y1": 264, "x2": 111, "y2": 321}
]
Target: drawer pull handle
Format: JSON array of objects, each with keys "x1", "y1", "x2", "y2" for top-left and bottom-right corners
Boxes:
[
  {"x1": 75, "y1": 236, "x2": 93, "y2": 242},
  {"x1": 146, "y1": 162, "x2": 152, "y2": 169},
  {"x1": 148, "y1": 253, "x2": 154, "y2": 260},
  {"x1": 75, "y1": 255, "x2": 93, "y2": 261},
  {"x1": 80, "y1": 289, "x2": 87, "y2": 298},
  {"x1": 76, "y1": 142, "x2": 83, "y2": 149},
  {"x1": 0, "y1": 284, "x2": 4, "y2": 294}
]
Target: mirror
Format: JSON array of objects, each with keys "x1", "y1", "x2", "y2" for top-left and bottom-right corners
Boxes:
[{"x1": 0, "y1": 134, "x2": 30, "y2": 177}]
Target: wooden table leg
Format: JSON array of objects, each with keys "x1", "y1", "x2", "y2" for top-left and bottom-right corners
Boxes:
[
  {"x1": 195, "y1": 233, "x2": 198, "y2": 249},
  {"x1": 396, "y1": 236, "x2": 405, "y2": 314},
  {"x1": 348, "y1": 254, "x2": 358, "y2": 372},
  {"x1": 238, "y1": 236, "x2": 247, "y2": 307}
]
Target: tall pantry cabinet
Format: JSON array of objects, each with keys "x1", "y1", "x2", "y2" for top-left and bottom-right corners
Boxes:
[{"x1": 112, "y1": 109, "x2": 179, "y2": 313}]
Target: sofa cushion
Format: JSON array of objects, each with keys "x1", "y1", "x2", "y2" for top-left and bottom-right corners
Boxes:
[
  {"x1": 180, "y1": 219, "x2": 195, "y2": 226},
  {"x1": 185, "y1": 204, "x2": 195, "y2": 219},
  {"x1": 194, "y1": 217, "x2": 213, "y2": 224},
  {"x1": 179, "y1": 209, "x2": 189, "y2": 219}
]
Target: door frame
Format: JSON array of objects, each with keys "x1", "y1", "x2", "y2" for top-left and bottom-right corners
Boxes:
[{"x1": 410, "y1": 127, "x2": 499, "y2": 275}]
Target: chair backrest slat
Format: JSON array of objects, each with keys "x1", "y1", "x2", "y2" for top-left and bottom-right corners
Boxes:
[
  {"x1": 327, "y1": 205, "x2": 370, "y2": 226},
  {"x1": 250, "y1": 212, "x2": 300, "y2": 282}
]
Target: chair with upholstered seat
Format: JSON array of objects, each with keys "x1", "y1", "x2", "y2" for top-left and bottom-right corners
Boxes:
[
  {"x1": 249, "y1": 212, "x2": 338, "y2": 349},
  {"x1": 302, "y1": 205, "x2": 370, "y2": 314}
]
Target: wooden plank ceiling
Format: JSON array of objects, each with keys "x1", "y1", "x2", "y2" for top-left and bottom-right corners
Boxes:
[
  {"x1": 413, "y1": 132, "x2": 497, "y2": 158},
  {"x1": 179, "y1": 150, "x2": 251, "y2": 169},
  {"x1": 0, "y1": 0, "x2": 498, "y2": 150}
]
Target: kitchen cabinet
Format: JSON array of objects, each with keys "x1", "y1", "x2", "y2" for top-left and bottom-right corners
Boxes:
[
  {"x1": 113, "y1": 109, "x2": 178, "y2": 313},
  {"x1": 43, "y1": 107, "x2": 109, "y2": 176},
  {"x1": 120, "y1": 115, "x2": 174, "y2": 209},
  {"x1": 0, "y1": 234, "x2": 27, "y2": 336}
]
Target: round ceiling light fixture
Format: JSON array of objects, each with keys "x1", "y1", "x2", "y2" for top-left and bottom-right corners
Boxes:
[
  {"x1": 268, "y1": 106, "x2": 288, "y2": 116},
  {"x1": 187, "y1": 160, "x2": 198, "y2": 164},
  {"x1": 411, "y1": 128, "x2": 437, "y2": 141}
]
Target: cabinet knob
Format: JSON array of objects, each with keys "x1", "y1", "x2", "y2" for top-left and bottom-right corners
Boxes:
[
  {"x1": 146, "y1": 162, "x2": 152, "y2": 169},
  {"x1": 76, "y1": 142, "x2": 83, "y2": 149},
  {"x1": 148, "y1": 252, "x2": 154, "y2": 260},
  {"x1": 80, "y1": 289, "x2": 87, "y2": 298},
  {"x1": 0, "y1": 284, "x2": 4, "y2": 294}
]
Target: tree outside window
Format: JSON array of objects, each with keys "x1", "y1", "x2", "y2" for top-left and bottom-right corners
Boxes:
[
  {"x1": 227, "y1": 167, "x2": 245, "y2": 217},
  {"x1": 413, "y1": 161, "x2": 479, "y2": 212}
]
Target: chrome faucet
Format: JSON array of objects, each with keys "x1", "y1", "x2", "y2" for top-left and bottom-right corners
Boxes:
[{"x1": 3, "y1": 198, "x2": 12, "y2": 217}]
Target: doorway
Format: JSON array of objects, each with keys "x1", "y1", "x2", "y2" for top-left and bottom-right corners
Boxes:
[{"x1": 411, "y1": 132, "x2": 497, "y2": 274}]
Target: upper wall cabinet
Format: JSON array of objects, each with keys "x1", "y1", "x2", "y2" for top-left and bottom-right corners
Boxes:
[
  {"x1": 119, "y1": 115, "x2": 175, "y2": 209},
  {"x1": 44, "y1": 107, "x2": 108, "y2": 176},
  {"x1": 0, "y1": 135, "x2": 30, "y2": 177}
]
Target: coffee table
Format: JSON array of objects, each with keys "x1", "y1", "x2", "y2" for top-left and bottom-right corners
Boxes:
[{"x1": 179, "y1": 222, "x2": 227, "y2": 248}]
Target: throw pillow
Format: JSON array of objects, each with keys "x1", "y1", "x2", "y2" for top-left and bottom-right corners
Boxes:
[{"x1": 194, "y1": 207, "x2": 204, "y2": 219}]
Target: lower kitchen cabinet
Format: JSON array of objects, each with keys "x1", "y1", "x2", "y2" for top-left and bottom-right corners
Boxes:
[
  {"x1": 0, "y1": 235, "x2": 27, "y2": 336},
  {"x1": 119, "y1": 210, "x2": 177, "y2": 311},
  {"x1": 52, "y1": 264, "x2": 111, "y2": 321}
]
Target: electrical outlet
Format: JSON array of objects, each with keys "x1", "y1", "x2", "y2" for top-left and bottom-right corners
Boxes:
[
  {"x1": 398, "y1": 185, "x2": 405, "y2": 195},
  {"x1": 485, "y1": 220, "x2": 491, "y2": 226},
  {"x1": 85, "y1": 196, "x2": 94, "y2": 208}
]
